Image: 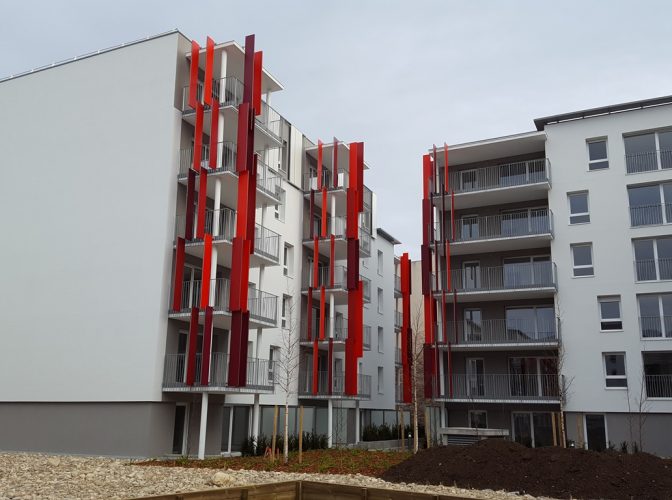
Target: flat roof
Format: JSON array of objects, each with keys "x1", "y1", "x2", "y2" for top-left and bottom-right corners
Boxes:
[
  {"x1": 377, "y1": 228, "x2": 401, "y2": 245},
  {"x1": 534, "y1": 94, "x2": 672, "y2": 130}
]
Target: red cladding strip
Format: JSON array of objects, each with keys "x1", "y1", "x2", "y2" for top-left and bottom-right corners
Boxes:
[
  {"x1": 245, "y1": 156, "x2": 258, "y2": 247},
  {"x1": 319, "y1": 287, "x2": 326, "y2": 340},
  {"x1": 200, "y1": 306, "x2": 214, "y2": 385},
  {"x1": 236, "y1": 171, "x2": 250, "y2": 239},
  {"x1": 209, "y1": 99, "x2": 220, "y2": 169},
  {"x1": 356, "y1": 284, "x2": 364, "y2": 358},
  {"x1": 243, "y1": 35, "x2": 255, "y2": 104},
  {"x1": 321, "y1": 188, "x2": 327, "y2": 237},
  {"x1": 196, "y1": 169, "x2": 208, "y2": 239},
  {"x1": 185, "y1": 169, "x2": 196, "y2": 240},
  {"x1": 229, "y1": 238, "x2": 244, "y2": 311},
  {"x1": 228, "y1": 312, "x2": 243, "y2": 386},
  {"x1": 186, "y1": 307, "x2": 200, "y2": 385},
  {"x1": 200, "y1": 234, "x2": 213, "y2": 308},
  {"x1": 451, "y1": 191, "x2": 455, "y2": 239},
  {"x1": 422, "y1": 154, "x2": 432, "y2": 200},
  {"x1": 312, "y1": 340, "x2": 319, "y2": 395},
  {"x1": 313, "y1": 238, "x2": 319, "y2": 286},
  {"x1": 172, "y1": 238, "x2": 185, "y2": 311},
  {"x1": 423, "y1": 346, "x2": 436, "y2": 398},
  {"x1": 433, "y1": 144, "x2": 438, "y2": 193},
  {"x1": 193, "y1": 104, "x2": 204, "y2": 173},
  {"x1": 424, "y1": 296, "x2": 434, "y2": 344},
  {"x1": 239, "y1": 240, "x2": 251, "y2": 311},
  {"x1": 317, "y1": 140, "x2": 323, "y2": 190},
  {"x1": 346, "y1": 187, "x2": 357, "y2": 239},
  {"x1": 253, "y1": 51, "x2": 263, "y2": 116},
  {"x1": 204, "y1": 37, "x2": 215, "y2": 106},
  {"x1": 189, "y1": 41, "x2": 200, "y2": 110},
  {"x1": 348, "y1": 143, "x2": 358, "y2": 199},
  {"x1": 330, "y1": 235, "x2": 335, "y2": 287},
  {"x1": 306, "y1": 288, "x2": 313, "y2": 341},
  {"x1": 444, "y1": 143, "x2": 449, "y2": 192},
  {"x1": 357, "y1": 143, "x2": 364, "y2": 211},
  {"x1": 332, "y1": 138, "x2": 338, "y2": 188},
  {"x1": 235, "y1": 103, "x2": 250, "y2": 174}
]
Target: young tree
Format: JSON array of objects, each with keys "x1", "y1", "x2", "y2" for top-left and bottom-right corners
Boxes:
[{"x1": 409, "y1": 301, "x2": 427, "y2": 453}]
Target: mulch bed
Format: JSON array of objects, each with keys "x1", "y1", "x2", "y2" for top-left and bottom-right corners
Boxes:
[
  {"x1": 381, "y1": 439, "x2": 672, "y2": 500},
  {"x1": 138, "y1": 449, "x2": 411, "y2": 477}
]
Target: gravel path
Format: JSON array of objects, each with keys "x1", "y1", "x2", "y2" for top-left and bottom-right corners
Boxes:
[{"x1": 0, "y1": 452, "x2": 554, "y2": 500}]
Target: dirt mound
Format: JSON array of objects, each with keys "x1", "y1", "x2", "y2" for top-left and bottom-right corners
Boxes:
[{"x1": 380, "y1": 439, "x2": 672, "y2": 499}]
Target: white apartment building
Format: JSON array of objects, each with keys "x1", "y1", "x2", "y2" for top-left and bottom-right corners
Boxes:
[
  {"x1": 421, "y1": 96, "x2": 672, "y2": 455},
  {"x1": 0, "y1": 30, "x2": 400, "y2": 458}
]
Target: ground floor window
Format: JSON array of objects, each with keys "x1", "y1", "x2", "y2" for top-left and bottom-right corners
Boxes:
[
  {"x1": 512, "y1": 412, "x2": 554, "y2": 448},
  {"x1": 585, "y1": 414, "x2": 607, "y2": 451},
  {"x1": 221, "y1": 406, "x2": 250, "y2": 454},
  {"x1": 172, "y1": 404, "x2": 187, "y2": 455},
  {"x1": 469, "y1": 410, "x2": 488, "y2": 429}
]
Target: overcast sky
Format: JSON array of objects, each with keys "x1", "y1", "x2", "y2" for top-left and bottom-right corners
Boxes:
[{"x1": 3, "y1": 1, "x2": 672, "y2": 258}]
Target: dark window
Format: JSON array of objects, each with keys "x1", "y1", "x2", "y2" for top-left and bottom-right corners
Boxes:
[
  {"x1": 588, "y1": 140, "x2": 609, "y2": 170},
  {"x1": 568, "y1": 192, "x2": 590, "y2": 224},
  {"x1": 604, "y1": 353, "x2": 627, "y2": 388}
]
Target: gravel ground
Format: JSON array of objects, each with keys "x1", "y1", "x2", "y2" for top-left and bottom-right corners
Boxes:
[{"x1": 0, "y1": 452, "x2": 556, "y2": 500}]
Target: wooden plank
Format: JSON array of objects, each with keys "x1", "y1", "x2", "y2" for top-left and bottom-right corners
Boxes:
[{"x1": 301, "y1": 481, "x2": 364, "y2": 500}]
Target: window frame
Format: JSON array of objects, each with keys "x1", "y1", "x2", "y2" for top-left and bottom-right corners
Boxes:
[
  {"x1": 624, "y1": 129, "x2": 672, "y2": 174},
  {"x1": 571, "y1": 243, "x2": 595, "y2": 277},
  {"x1": 597, "y1": 296, "x2": 623, "y2": 332},
  {"x1": 281, "y1": 295, "x2": 291, "y2": 329},
  {"x1": 377, "y1": 250, "x2": 384, "y2": 276},
  {"x1": 469, "y1": 410, "x2": 488, "y2": 429},
  {"x1": 283, "y1": 243, "x2": 294, "y2": 277},
  {"x1": 377, "y1": 287, "x2": 384, "y2": 314},
  {"x1": 587, "y1": 138, "x2": 609, "y2": 171},
  {"x1": 636, "y1": 293, "x2": 672, "y2": 339},
  {"x1": 568, "y1": 191, "x2": 591, "y2": 225},
  {"x1": 602, "y1": 352, "x2": 628, "y2": 389},
  {"x1": 274, "y1": 189, "x2": 286, "y2": 222},
  {"x1": 377, "y1": 366, "x2": 384, "y2": 394},
  {"x1": 377, "y1": 326, "x2": 384, "y2": 353}
]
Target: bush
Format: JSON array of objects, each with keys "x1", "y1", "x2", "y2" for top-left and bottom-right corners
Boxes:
[
  {"x1": 240, "y1": 432, "x2": 328, "y2": 456},
  {"x1": 361, "y1": 422, "x2": 424, "y2": 442}
]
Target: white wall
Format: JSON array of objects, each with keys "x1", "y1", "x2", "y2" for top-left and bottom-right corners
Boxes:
[
  {"x1": 0, "y1": 33, "x2": 185, "y2": 401},
  {"x1": 546, "y1": 105, "x2": 672, "y2": 414}
]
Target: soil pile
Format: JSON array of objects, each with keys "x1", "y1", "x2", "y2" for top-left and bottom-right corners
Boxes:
[{"x1": 380, "y1": 439, "x2": 672, "y2": 499}]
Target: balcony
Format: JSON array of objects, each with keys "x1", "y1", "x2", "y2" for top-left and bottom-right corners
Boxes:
[
  {"x1": 299, "y1": 320, "x2": 349, "y2": 344},
  {"x1": 626, "y1": 150, "x2": 672, "y2": 174},
  {"x1": 302, "y1": 218, "x2": 371, "y2": 258},
  {"x1": 645, "y1": 375, "x2": 672, "y2": 398},
  {"x1": 634, "y1": 258, "x2": 672, "y2": 282},
  {"x1": 302, "y1": 267, "x2": 371, "y2": 304},
  {"x1": 629, "y1": 203, "x2": 672, "y2": 227},
  {"x1": 436, "y1": 159, "x2": 551, "y2": 210},
  {"x1": 175, "y1": 210, "x2": 281, "y2": 266},
  {"x1": 439, "y1": 318, "x2": 559, "y2": 350},
  {"x1": 640, "y1": 315, "x2": 672, "y2": 338},
  {"x1": 395, "y1": 310, "x2": 403, "y2": 331},
  {"x1": 394, "y1": 274, "x2": 402, "y2": 297},
  {"x1": 438, "y1": 209, "x2": 553, "y2": 255},
  {"x1": 170, "y1": 278, "x2": 278, "y2": 327},
  {"x1": 162, "y1": 352, "x2": 274, "y2": 393},
  {"x1": 298, "y1": 370, "x2": 371, "y2": 399},
  {"x1": 302, "y1": 170, "x2": 348, "y2": 192},
  {"x1": 434, "y1": 261, "x2": 557, "y2": 301},
  {"x1": 434, "y1": 373, "x2": 561, "y2": 403}
]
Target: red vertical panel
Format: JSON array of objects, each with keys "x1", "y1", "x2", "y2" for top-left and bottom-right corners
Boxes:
[
  {"x1": 328, "y1": 339, "x2": 333, "y2": 395},
  {"x1": 200, "y1": 234, "x2": 213, "y2": 308},
  {"x1": 193, "y1": 104, "x2": 204, "y2": 173},
  {"x1": 236, "y1": 103, "x2": 250, "y2": 173},
  {"x1": 317, "y1": 140, "x2": 323, "y2": 190},
  {"x1": 245, "y1": 155, "x2": 258, "y2": 247},
  {"x1": 313, "y1": 238, "x2": 319, "y2": 286},
  {"x1": 423, "y1": 346, "x2": 436, "y2": 398},
  {"x1": 228, "y1": 311, "x2": 250, "y2": 387},
  {"x1": 330, "y1": 235, "x2": 335, "y2": 287},
  {"x1": 243, "y1": 35, "x2": 255, "y2": 104},
  {"x1": 253, "y1": 51, "x2": 263, "y2": 116},
  {"x1": 319, "y1": 287, "x2": 326, "y2": 340},
  {"x1": 236, "y1": 171, "x2": 250, "y2": 238},
  {"x1": 356, "y1": 142, "x2": 364, "y2": 211},
  {"x1": 239, "y1": 240, "x2": 251, "y2": 310},
  {"x1": 189, "y1": 41, "x2": 200, "y2": 110},
  {"x1": 346, "y1": 187, "x2": 358, "y2": 239},
  {"x1": 332, "y1": 137, "x2": 338, "y2": 188},
  {"x1": 321, "y1": 188, "x2": 327, "y2": 237},
  {"x1": 348, "y1": 143, "x2": 358, "y2": 200},
  {"x1": 186, "y1": 307, "x2": 200, "y2": 385},
  {"x1": 451, "y1": 191, "x2": 455, "y2": 239},
  {"x1": 185, "y1": 169, "x2": 196, "y2": 240},
  {"x1": 204, "y1": 37, "x2": 215, "y2": 106},
  {"x1": 209, "y1": 99, "x2": 220, "y2": 169},
  {"x1": 172, "y1": 238, "x2": 186, "y2": 311},
  {"x1": 433, "y1": 144, "x2": 438, "y2": 194},
  {"x1": 306, "y1": 288, "x2": 313, "y2": 341},
  {"x1": 229, "y1": 238, "x2": 244, "y2": 311},
  {"x1": 200, "y1": 306, "x2": 214, "y2": 385},
  {"x1": 444, "y1": 143, "x2": 449, "y2": 192},
  {"x1": 422, "y1": 154, "x2": 432, "y2": 201},
  {"x1": 424, "y1": 296, "x2": 434, "y2": 344},
  {"x1": 196, "y1": 169, "x2": 208, "y2": 239},
  {"x1": 312, "y1": 340, "x2": 319, "y2": 395},
  {"x1": 356, "y1": 284, "x2": 364, "y2": 358}
]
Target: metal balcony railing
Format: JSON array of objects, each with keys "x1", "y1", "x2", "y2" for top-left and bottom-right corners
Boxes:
[
  {"x1": 395, "y1": 310, "x2": 403, "y2": 329},
  {"x1": 639, "y1": 315, "x2": 672, "y2": 338},
  {"x1": 298, "y1": 371, "x2": 371, "y2": 398},
  {"x1": 394, "y1": 274, "x2": 401, "y2": 295},
  {"x1": 629, "y1": 203, "x2": 672, "y2": 227},
  {"x1": 441, "y1": 319, "x2": 558, "y2": 345},
  {"x1": 302, "y1": 265, "x2": 348, "y2": 290},
  {"x1": 302, "y1": 170, "x2": 348, "y2": 192},
  {"x1": 644, "y1": 374, "x2": 672, "y2": 398},
  {"x1": 305, "y1": 216, "x2": 347, "y2": 240},
  {"x1": 363, "y1": 325, "x2": 371, "y2": 350},
  {"x1": 359, "y1": 228, "x2": 372, "y2": 256},
  {"x1": 438, "y1": 209, "x2": 553, "y2": 243},
  {"x1": 162, "y1": 352, "x2": 274, "y2": 390},
  {"x1": 299, "y1": 320, "x2": 348, "y2": 342},
  {"x1": 634, "y1": 258, "x2": 672, "y2": 281},
  {"x1": 175, "y1": 207, "x2": 237, "y2": 242},
  {"x1": 172, "y1": 278, "x2": 277, "y2": 324},
  {"x1": 254, "y1": 223, "x2": 280, "y2": 262},
  {"x1": 395, "y1": 347, "x2": 402, "y2": 365},
  {"x1": 625, "y1": 150, "x2": 672, "y2": 174},
  {"x1": 437, "y1": 261, "x2": 557, "y2": 293},
  {"x1": 257, "y1": 159, "x2": 282, "y2": 200},
  {"x1": 438, "y1": 373, "x2": 560, "y2": 401},
  {"x1": 440, "y1": 158, "x2": 550, "y2": 195},
  {"x1": 178, "y1": 142, "x2": 237, "y2": 177}
]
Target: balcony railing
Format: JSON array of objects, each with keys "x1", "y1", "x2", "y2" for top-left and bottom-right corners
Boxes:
[
  {"x1": 254, "y1": 223, "x2": 280, "y2": 262},
  {"x1": 629, "y1": 203, "x2": 672, "y2": 227},
  {"x1": 178, "y1": 142, "x2": 237, "y2": 177},
  {"x1": 644, "y1": 374, "x2": 672, "y2": 398},
  {"x1": 302, "y1": 170, "x2": 348, "y2": 192},
  {"x1": 439, "y1": 209, "x2": 553, "y2": 243},
  {"x1": 625, "y1": 150, "x2": 672, "y2": 174},
  {"x1": 441, "y1": 158, "x2": 550, "y2": 195},
  {"x1": 300, "y1": 320, "x2": 349, "y2": 342},
  {"x1": 640, "y1": 315, "x2": 672, "y2": 338},
  {"x1": 175, "y1": 207, "x2": 236, "y2": 242},
  {"x1": 395, "y1": 310, "x2": 403, "y2": 329},
  {"x1": 437, "y1": 373, "x2": 560, "y2": 401},
  {"x1": 162, "y1": 352, "x2": 273, "y2": 390},
  {"x1": 298, "y1": 370, "x2": 371, "y2": 398},
  {"x1": 395, "y1": 347, "x2": 402, "y2": 365},
  {"x1": 441, "y1": 319, "x2": 558, "y2": 345},
  {"x1": 302, "y1": 265, "x2": 348, "y2": 290},
  {"x1": 172, "y1": 278, "x2": 277, "y2": 324},
  {"x1": 359, "y1": 228, "x2": 372, "y2": 256},
  {"x1": 634, "y1": 258, "x2": 672, "y2": 281},
  {"x1": 437, "y1": 261, "x2": 557, "y2": 293},
  {"x1": 363, "y1": 325, "x2": 371, "y2": 350}
]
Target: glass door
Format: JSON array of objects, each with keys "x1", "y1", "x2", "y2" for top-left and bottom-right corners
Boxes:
[
  {"x1": 513, "y1": 412, "x2": 533, "y2": 447},
  {"x1": 585, "y1": 414, "x2": 607, "y2": 451},
  {"x1": 462, "y1": 262, "x2": 480, "y2": 290},
  {"x1": 460, "y1": 215, "x2": 479, "y2": 241},
  {"x1": 463, "y1": 309, "x2": 482, "y2": 342},
  {"x1": 460, "y1": 169, "x2": 477, "y2": 191},
  {"x1": 466, "y1": 358, "x2": 485, "y2": 397}
]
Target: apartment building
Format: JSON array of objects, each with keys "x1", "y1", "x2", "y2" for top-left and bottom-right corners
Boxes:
[
  {"x1": 421, "y1": 96, "x2": 672, "y2": 455},
  {"x1": 0, "y1": 30, "x2": 400, "y2": 458}
]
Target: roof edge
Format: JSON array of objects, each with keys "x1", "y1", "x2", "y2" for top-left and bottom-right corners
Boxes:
[{"x1": 377, "y1": 228, "x2": 401, "y2": 245}]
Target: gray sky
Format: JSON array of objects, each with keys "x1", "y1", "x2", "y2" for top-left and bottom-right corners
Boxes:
[{"x1": 3, "y1": 0, "x2": 672, "y2": 258}]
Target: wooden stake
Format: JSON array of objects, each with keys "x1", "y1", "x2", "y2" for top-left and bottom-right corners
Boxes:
[
  {"x1": 551, "y1": 412, "x2": 558, "y2": 446},
  {"x1": 298, "y1": 405, "x2": 304, "y2": 464},
  {"x1": 271, "y1": 405, "x2": 278, "y2": 463},
  {"x1": 425, "y1": 406, "x2": 431, "y2": 449},
  {"x1": 400, "y1": 408, "x2": 406, "y2": 450}
]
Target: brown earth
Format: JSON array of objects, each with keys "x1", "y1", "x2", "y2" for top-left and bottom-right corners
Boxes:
[{"x1": 380, "y1": 439, "x2": 672, "y2": 500}]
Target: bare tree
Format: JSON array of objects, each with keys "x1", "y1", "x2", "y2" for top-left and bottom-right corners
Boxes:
[
  {"x1": 626, "y1": 370, "x2": 651, "y2": 452},
  {"x1": 274, "y1": 284, "x2": 301, "y2": 464},
  {"x1": 409, "y1": 301, "x2": 427, "y2": 454}
]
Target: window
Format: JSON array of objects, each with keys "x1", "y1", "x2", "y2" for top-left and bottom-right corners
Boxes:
[
  {"x1": 628, "y1": 183, "x2": 672, "y2": 226},
  {"x1": 469, "y1": 410, "x2": 488, "y2": 429},
  {"x1": 274, "y1": 189, "x2": 286, "y2": 221},
  {"x1": 377, "y1": 287, "x2": 384, "y2": 313},
  {"x1": 633, "y1": 237, "x2": 672, "y2": 280},
  {"x1": 598, "y1": 296, "x2": 622, "y2": 331},
  {"x1": 637, "y1": 293, "x2": 672, "y2": 338},
  {"x1": 281, "y1": 295, "x2": 291, "y2": 329},
  {"x1": 571, "y1": 244, "x2": 594, "y2": 277},
  {"x1": 377, "y1": 250, "x2": 384, "y2": 275},
  {"x1": 377, "y1": 366, "x2": 384, "y2": 393},
  {"x1": 505, "y1": 306, "x2": 556, "y2": 340},
  {"x1": 568, "y1": 192, "x2": 590, "y2": 224},
  {"x1": 603, "y1": 353, "x2": 627, "y2": 388},
  {"x1": 283, "y1": 244, "x2": 294, "y2": 277},
  {"x1": 268, "y1": 346, "x2": 279, "y2": 381},
  {"x1": 625, "y1": 130, "x2": 672, "y2": 173},
  {"x1": 377, "y1": 327, "x2": 384, "y2": 353},
  {"x1": 587, "y1": 139, "x2": 609, "y2": 170}
]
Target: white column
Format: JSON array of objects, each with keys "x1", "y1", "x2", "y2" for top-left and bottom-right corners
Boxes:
[
  {"x1": 330, "y1": 194, "x2": 336, "y2": 233},
  {"x1": 438, "y1": 352, "x2": 445, "y2": 396},
  {"x1": 213, "y1": 178, "x2": 222, "y2": 235},
  {"x1": 198, "y1": 392, "x2": 209, "y2": 459},
  {"x1": 327, "y1": 399, "x2": 333, "y2": 448},
  {"x1": 329, "y1": 294, "x2": 335, "y2": 339},
  {"x1": 252, "y1": 394, "x2": 260, "y2": 440},
  {"x1": 355, "y1": 401, "x2": 360, "y2": 444},
  {"x1": 217, "y1": 51, "x2": 227, "y2": 168}
]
